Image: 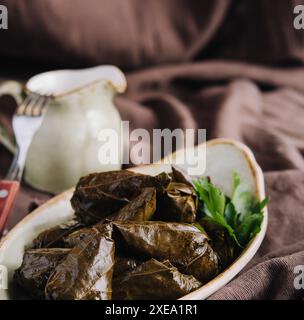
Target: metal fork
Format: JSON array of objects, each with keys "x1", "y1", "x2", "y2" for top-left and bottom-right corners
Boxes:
[
  {"x1": 0, "y1": 93, "x2": 51, "y2": 234},
  {"x1": 6, "y1": 93, "x2": 51, "y2": 181}
]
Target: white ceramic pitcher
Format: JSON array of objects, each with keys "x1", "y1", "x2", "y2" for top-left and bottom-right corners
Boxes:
[{"x1": 0, "y1": 65, "x2": 126, "y2": 193}]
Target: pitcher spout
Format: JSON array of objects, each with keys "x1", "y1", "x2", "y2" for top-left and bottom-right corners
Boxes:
[{"x1": 26, "y1": 65, "x2": 127, "y2": 97}]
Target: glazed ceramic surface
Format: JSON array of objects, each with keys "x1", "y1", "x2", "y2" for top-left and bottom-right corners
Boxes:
[{"x1": 0, "y1": 139, "x2": 267, "y2": 300}]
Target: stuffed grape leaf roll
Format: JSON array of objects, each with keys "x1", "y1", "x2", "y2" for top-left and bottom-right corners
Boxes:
[
  {"x1": 71, "y1": 170, "x2": 171, "y2": 225},
  {"x1": 199, "y1": 218, "x2": 235, "y2": 270},
  {"x1": 63, "y1": 227, "x2": 92, "y2": 248},
  {"x1": 64, "y1": 188, "x2": 156, "y2": 248},
  {"x1": 113, "y1": 255, "x2": 141, "y2": 278},
  {"x1": 154, "y1": 182, "x2": 197, "y2": 223},
  {"x1": 45, "y1": 224, "x2": 115, "y2": 300},
  {"x1": 31, "y1": 220, "x2": 82, "y2": 249},
  {"x1": 112, "y1": 221, "x2": 219, "y2": 283},
  {"x1": 106, "y1": 187, "x2": 156, "y2": 222},
  {"x1": 14, "y1": 248, "x2": 70, "y2": 299},
  {"x1": 113, "y1": 259, "x2": 202, "y2": 300}
]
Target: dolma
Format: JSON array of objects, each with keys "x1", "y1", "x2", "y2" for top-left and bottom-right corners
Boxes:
[
  {"x1": 45, "y1": 224, "x2": 115, "y2": 300},
  {"x1": 63, "y1": 227, "x2": 92, "y2": 248},
  {"x1": 154, "y1": 182, "x2": 197, "y2": 223},
  {"x1": 32, "y1": 220, "x2": 82, "y2": 249},
  {"x1": 75, "y1": 170, "x2": 171, "y2": 197},
  {"x1": 199, "y1": 218, "x2": 235, "y2": 269},
  {"x1": 75, "y1": 170, "x2": 136, "y2": 189},
  {"x1": 108, "y1": 187, "x2": 156, "y2": 222},
  {"x1": 113, "y1": 259, "x2": 202, "y2": 300},
  {"x1": 171, "y1": 166, "x2": 194, "y2": 187},
  {"x1": 71, "y1": 170, "x2": 171, "y2": 225},
  {"x1": 113, "y1": 255, "x2": 141, "y2": 278},
  {"x1": 71, "y1": 190, "x2": 128, "y2": 226},
  {"x1": 64, "y1": 188, "x2": 156, "y2": 248},
  {"x1": 113, "y1": 221, "x2": 219, "y2": 283},
  {"x1": 14, "y1": 248, "x2": 70, "y2": 299}
]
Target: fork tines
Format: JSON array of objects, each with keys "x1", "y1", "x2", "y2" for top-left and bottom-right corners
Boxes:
[{"x1": 16, "y1": 94, "x2": 51, "y2": 117}]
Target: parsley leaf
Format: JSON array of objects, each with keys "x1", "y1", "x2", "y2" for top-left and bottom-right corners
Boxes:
[
  {"x1": 194, "y1": 173, "x2": 269, "y2": 247},
  {"x1": 194, "y1": 178, "x2": 225, "y2": 217},
  {"x1": 231, "y1": 172, "x2": 251, "y2": 220}
]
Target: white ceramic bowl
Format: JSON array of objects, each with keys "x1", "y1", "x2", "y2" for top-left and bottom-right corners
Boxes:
[{"x1": 0, "y1": 139, "x2": 267, "y2": 300}]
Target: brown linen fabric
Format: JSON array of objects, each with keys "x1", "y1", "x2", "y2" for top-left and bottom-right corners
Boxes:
[
  {"x1": 1, "y1": 0, "x2": 303, "y2": 68},
  {"x1": 210, "y1": 170, "x2": 304, "y2": 300},
  {"x1": 0, "y1": 0, "x2": 304, "y2": 300},
  {"x1": 0, "y1": 0, "x2": 230, "y2": 69}
]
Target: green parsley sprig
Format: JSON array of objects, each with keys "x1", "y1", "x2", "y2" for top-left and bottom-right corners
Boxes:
[{"x1": 194, "y1": 172, "x2": 268, "y2": 247}]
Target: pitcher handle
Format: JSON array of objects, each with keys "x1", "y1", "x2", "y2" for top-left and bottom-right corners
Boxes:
[
  {"x1": 0, "y1": 81, "x2": 24, "y2": 154},
  {"x1": 0, "y1": 80, "x2": 24, "y2": 104}
]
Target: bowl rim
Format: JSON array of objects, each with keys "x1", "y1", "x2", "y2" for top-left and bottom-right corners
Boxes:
[{"x1": 0, "y1": 138, "x2": 267, "y2": 300}]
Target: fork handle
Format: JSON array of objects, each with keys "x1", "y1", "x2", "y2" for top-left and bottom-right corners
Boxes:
[{"x1": 0, "y1": 181, "x2": 20, "y2": 234}]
